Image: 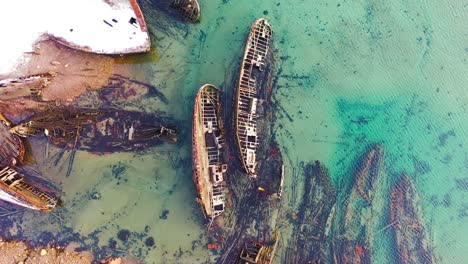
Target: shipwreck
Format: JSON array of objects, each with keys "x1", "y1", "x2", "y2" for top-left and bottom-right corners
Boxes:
[
  {"x1": 234, "y1": 18, "x2": 273, "y2": 178},
  {"x1": 390, "y1": 174, "x2": 435, "y2": 264},
  {"x1": 11, "y1": 108, "x2": 178, "y2": 152},
  {"x1": 192, "y1": 84, "x2": 227, "y2": 220}
]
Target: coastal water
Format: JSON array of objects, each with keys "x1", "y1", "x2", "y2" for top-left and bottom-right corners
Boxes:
[{"x1": 1, "y1": 0, "x2": 467, "y2": 263}]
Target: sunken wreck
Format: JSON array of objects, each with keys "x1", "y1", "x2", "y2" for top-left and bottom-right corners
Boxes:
[
  {"x1": 192, "y1": 84, "x2": 227, "y2": 220},
  {"x1": 333, "y1": 144, "x2": 385, "y2": 264},
  {"x1": 390, "y1": 174, "x2": 435, "y2": 264},
  {"x1": 11, "y1": 108, "x2": 178, "y2": 152},
  {"x1": 234, "y1": 18, "x2": 273, "y2": 178}
]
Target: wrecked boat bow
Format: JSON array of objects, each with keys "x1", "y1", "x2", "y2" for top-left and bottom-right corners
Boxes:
[{"x1": 0, "y1": 166, "x2": 59, "y2": 211}]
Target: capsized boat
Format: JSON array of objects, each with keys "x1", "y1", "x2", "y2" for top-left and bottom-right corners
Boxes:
[
  {"x1": 11, "y1": 108, "x2": 178, "y2": 152},
  {"x1": 234, "y1": 18, "x2": 273, "y2": 178},
  {"x1": 192, "y1": 84, "x2": 227, "y2": 220},
  {"x1": 0, "y1": 166, "x2": 59, "y2": 211},
  {"x1": 171, "y1": 0, "x2": 201, "y2": 22}
]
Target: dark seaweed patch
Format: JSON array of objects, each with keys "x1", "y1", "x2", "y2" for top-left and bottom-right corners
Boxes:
[
  {"x1": 145, "y1": 237, "x2": 155, "y2": 247},
  {"x1": 159, "y1": 210, "x2": 169, "y2": 220},
  {"x1": 439, "y1": 130, "x2": 455, "y2": 146},
  {"x1": 111, "y1": 163, "x2": 126, "y2": 178},
  {"x1": 117, "y1": 229, "x2": 131, "y2": 242}
]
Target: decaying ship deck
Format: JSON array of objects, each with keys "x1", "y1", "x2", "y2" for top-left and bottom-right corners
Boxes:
[
  {"x1": 234, "y1": 18, "x2": 273, "y2": 178},
  {"x1": 11, "y1": 108, "x2": 178, "y2": 152},
  {"x1": 192, "y1": 84, "x2": 227, "y2": 220},
  {"x1": 0, "y1": 166, "x2": 59, "y2": 211}
]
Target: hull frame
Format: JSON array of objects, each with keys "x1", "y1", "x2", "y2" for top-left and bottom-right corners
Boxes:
[
  {"x1": 234, "y1": 18, "x2": 273, "y2": 178},
  {"x1": 192, "y1": 84, "x2": 227, "y2": 220}
]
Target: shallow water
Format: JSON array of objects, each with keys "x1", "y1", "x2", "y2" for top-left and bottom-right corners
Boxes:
[{"x1": 1, "y1": 0, "x2": 467, "y2": 263}]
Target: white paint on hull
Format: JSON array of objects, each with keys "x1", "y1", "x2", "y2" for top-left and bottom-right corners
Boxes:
[
  {"x1": 0, "y1": 0, "x2": 150, "y2": 76},
  {"x1": 0, "y1": 188, "x2": 39, "y2": 210}
]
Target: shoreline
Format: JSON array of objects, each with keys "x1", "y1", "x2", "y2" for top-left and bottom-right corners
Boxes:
[{"x1": 0, "y1": 237, "x2": 138, "y2": 264}]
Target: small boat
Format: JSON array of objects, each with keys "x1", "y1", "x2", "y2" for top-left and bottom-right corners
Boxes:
[
  {"x1": 0, "y1": 166, "x2": 59, "y2": 211},
  {"x1": 234, "y1": 18, "x2": 273, "y2": 178},
  {"x1": 10, "y1": 108, "x2": 178, "y2": 152},
  {"x1": 192, "y1": 84, "x2": 227, "y2": 220},
  {"x1": 171, "y1": 0, "x2": 201, "y2": 22}
]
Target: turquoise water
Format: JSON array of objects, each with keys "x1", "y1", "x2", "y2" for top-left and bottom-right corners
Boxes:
[{"x1": 1, "y1": 0, "x2": 467, "y2": 263}]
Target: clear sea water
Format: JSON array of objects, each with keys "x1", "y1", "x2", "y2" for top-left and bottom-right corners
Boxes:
[{"x1": 2, "y1": 0, "x2": 467, "y2": 263}]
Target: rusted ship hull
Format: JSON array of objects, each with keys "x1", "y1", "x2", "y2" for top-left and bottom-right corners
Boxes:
[
  {"x1": 234, "y1": 18, "x2": 273, "y2": 178},
  {"x1": 171, "y1": 0, "x2": 201, "y2": 22},
  {"x1": 12, "y1": 108, "x2": 177, "y2": 152},
  {"x1": 390, "y1": 175, "x2": 434, "y2": 264},
  {"x1": 192, "y1": 84, "x2": 227, "y2": 219},
  {"x1": 0, "y1": 166, "x2": 59, "y2": 211}
]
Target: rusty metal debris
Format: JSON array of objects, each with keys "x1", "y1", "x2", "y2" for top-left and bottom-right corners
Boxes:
[{"x1": 11, "y1": 107, "x2": 178, "y2": 152}]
